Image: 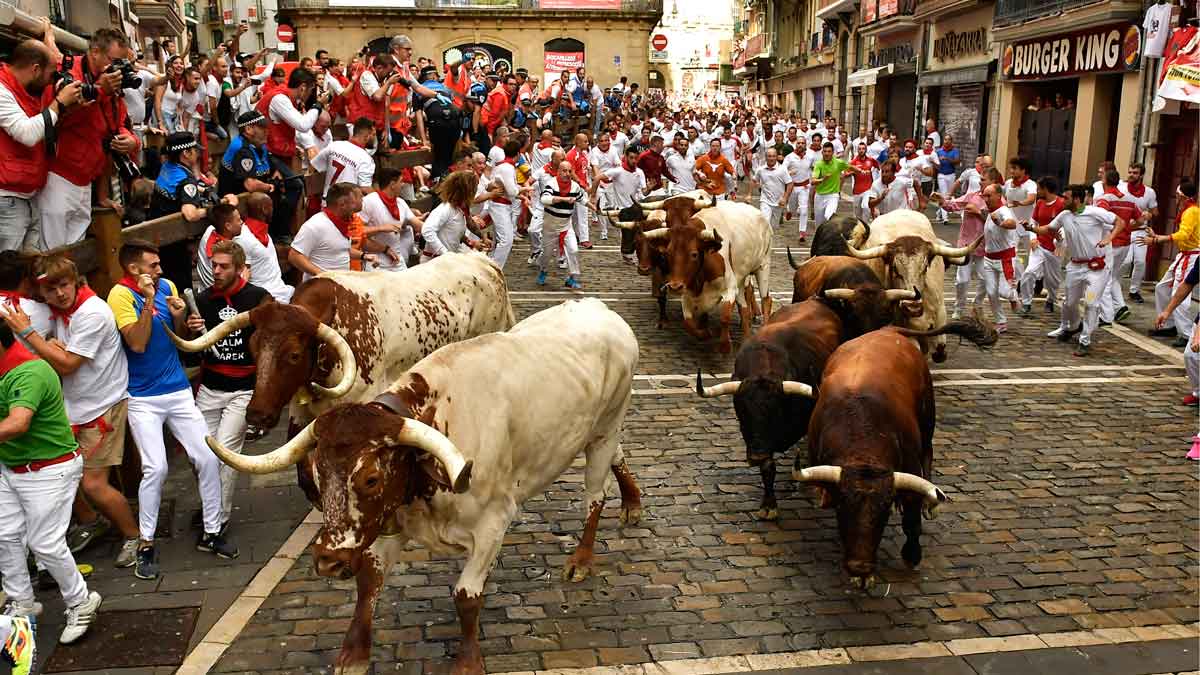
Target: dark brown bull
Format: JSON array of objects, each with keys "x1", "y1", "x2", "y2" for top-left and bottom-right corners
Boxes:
[
  {"x1": 789, "y1": 252, "x2": 923, "y2": 338},
  {"x1": 791, "y1": 318, "x2": 998, "y2": 588},
  {"x1": 809, "y1": 217, "x2": 870, "y2": 257}
]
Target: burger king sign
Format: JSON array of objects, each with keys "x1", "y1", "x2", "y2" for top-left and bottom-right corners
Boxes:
[{"x1": 1002, "y1": 23, "x2": 1141, "y2": 80}]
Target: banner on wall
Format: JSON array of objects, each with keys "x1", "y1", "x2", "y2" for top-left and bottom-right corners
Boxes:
[
  {"x1": 544, "y1": 50, "x2": 585, "y2": 85},
  {"x1": 540, "y1": 0, "x2": 620, "y2": 7},
  {"x1": 1153, "y1": 27, "x2": 1200, "y2": 111}
]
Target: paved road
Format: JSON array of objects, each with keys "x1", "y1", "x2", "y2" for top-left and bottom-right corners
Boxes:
[{"x1": 16, "y1": 197, "x2": 1198, "y2": 674}]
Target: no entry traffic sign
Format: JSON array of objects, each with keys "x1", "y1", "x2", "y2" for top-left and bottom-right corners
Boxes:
[{"x1": 652, "y1": 34, "x2": 668, "y2": 51}]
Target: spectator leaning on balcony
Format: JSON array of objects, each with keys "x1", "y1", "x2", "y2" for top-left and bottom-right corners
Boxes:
[
  {"x1": 0, "y1": 28, "x2": 85, "y2": 253},
  {"x1": 39, "y1": 28, "x2": 141, "y2": 251}
]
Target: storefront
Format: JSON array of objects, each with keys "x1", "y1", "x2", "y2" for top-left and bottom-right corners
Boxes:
[
  {"x1": 870, "y1": 37, "x2": 918, "y2": 139},
  {"x1": 919, "y1": 5, "x2": 994, "y2": 167},
  {"x1": 995, "y1": 21, "x2": 1144, "y2": 183}
]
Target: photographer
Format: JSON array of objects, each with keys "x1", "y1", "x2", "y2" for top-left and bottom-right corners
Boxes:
[
  {"x1": 39, "y1": 28, "x2": 140, "y2": 250},
  {"x1": 0, "y1": 30, "x2": 83, "y2": 253},
  {"x1": 255, "y1": 67, "x2": 323, "y2": 240}
]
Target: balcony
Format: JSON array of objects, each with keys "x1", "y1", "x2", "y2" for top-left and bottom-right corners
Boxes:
[
  {"x1": 132, "y1": 0, "x2": 185, "y2": 34},
  {"x1": 279, "y1": 0, "x2": 663, "y2": 10},
  {"x1": 993, "y1": 0, "x2": 1118, "y2": 27},
  {"x1": 858, "y1": 0, "x2": 916, "y2": 36},
  {"x1": 205, "y1": 3, "x2": 220, "y2": 21},
  {"x1": 184, "y1": 1, "x2": 197, "y2": 19},
  {"x1": 246, "y1": 0, "x2": 264, "y2": 22},
  {"x1": 815, "y1": 0, "x2": 858, "y2": 22}
]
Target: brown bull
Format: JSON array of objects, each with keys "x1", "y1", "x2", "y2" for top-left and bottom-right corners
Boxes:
[{"x1": 789, "y1": 252, "x2": 924, "y2": 338}]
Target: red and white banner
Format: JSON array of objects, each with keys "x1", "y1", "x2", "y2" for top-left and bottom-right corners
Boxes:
[
  {"x1": 1154, "y1": 27, "x2": 1200, "y2": 111},
  {"x1": 544, "y1": 51, "x2": 585, "y2": 74},
  {"x1": 540, "y1": 0, "x2": 620, "y2": 7}
]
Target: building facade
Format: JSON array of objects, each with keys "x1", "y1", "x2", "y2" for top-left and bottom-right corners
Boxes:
[
  {"x1": 648, "y1": 0, "x2": 735, "y2": 104},
  {"x1": 273, "y1": 0, "x2": 663, "y2": 91},
  {"x1": 194, "y1": 0, "x2": 279, "y2": 54}
]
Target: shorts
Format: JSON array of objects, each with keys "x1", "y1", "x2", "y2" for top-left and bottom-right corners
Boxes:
[{"x1": 76, "y1": 399, "x2": 129, "y2": 469}]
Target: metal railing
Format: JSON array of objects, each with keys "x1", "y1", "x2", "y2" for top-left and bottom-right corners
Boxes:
[
  {"x1": 205, "y1": 3, "x2": 220, "y2": 21},
  {"x1": 279, "y1": 0, "x2": 662, "y2": 9},
  {"x1": 994, "y1": 0, "x2": 1100, "y2": 26}
]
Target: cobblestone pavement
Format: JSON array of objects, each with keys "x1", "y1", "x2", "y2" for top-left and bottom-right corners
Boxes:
[{"x1": 200, "y1": 197, "x2": 1197, "y2": 675}]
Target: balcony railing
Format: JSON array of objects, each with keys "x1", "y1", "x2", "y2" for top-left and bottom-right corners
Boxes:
[
  {"x1": 279, "y1": 0, "x2": 663, "y2": 9},
  {"x1": 861, "y1": 0, "x2": 914, "y2": 23},
  {"x1": 993, "y1": 0, "x2": 1100, "y2": 26},
  {"x1": 745, "y1": 30, "x2": 773, "y2": 58},
  {"x1": 205, "y1": 4, "x2": 220, "y2": 21}
]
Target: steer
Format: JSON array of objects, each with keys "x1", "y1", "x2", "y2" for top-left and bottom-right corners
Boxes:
[
  {"x1": 168, "y1": 252, "x2": 516, "y2": 438},
  {"x1": 810, "y1": 216, "x2": 870, "y2": 257},
  {"x1": 206, "y1": 299, "x2": 642, "y2": 675},
  {"x1": 846, "y1": 209, "x2": 980, "y2": 363},
  {"x1": 790, "y1": 318, "x2": 997, "y2": 588},
  {"x1": 628, "y1": 194, "x2": 772, "y2": 353}
]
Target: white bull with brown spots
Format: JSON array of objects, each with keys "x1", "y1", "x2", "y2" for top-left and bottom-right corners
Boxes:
[{"x1": 205, "y1": 299, "x2": 643, "y2": 675}]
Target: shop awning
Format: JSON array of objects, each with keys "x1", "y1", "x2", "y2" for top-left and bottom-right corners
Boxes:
[
  {"x1": 846, "y1": 64, "x2": 893, "y2": 88},
  {"x1": 918, "y1": 63, "x2": 991, "y2": 89}
]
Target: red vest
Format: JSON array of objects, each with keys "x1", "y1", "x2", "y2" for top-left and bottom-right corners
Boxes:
[
  {"x1": 0, "y1": 65, "x2": 51, "y2": 194},
  {"x1": 257, "y1": 89, "x2": 297, "y2": 159},
  {"x1": 1095, "y1": 188, "x2": 1141, "y2": 247},
  {"x1": 50, "y1": 56, "x2": 132, "y2": 186},
  {"x1": 346, "y1": 72, "x2": 386, "y2": 129}
]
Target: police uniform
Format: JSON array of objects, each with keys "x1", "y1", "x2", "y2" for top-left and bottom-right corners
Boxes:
[
  {"x1": 218, "y1": 111, "x2": 272, "y2": 197},
  {"x1": 151, "y1": 132, "x2": 217, "y2": 300}
]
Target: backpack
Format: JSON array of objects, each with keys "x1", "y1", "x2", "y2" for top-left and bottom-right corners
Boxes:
[{"x1": 422, "y1": 93, "x2": 462, "y2": 129}]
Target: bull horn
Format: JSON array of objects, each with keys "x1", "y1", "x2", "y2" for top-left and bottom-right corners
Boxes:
[
  {"x1": 698, "y1": 228, "x2": 722, "y2": 242},
  {"x1": 602, "y1": 209, "x2": 623, "y2": 219},
  {"x1": 611, "y1": 219, "x2": 641, "y2": 230},
  {"x1": 781, "y1": 381, "x2": 815, "y2": 397},
  {"x1": 786, "y1": 246, "x2": 803, "y2": 270},
  {"x1": 883, "y1": 288, "x2": 919, "y2": 301},
  {"x1": 310, "y1": 324, "x2": 357, "y2": 399},
  {"x1": 165, "y1": 311, "x2": 251, "y2": 352},
  {"x1": 394, "y1": 418, "x2": 473, "y2": 493},
  {"x1": 822, "y1": 288, "x2": 856, "y2": 300},
  {"x1": 893, "y1": 471, "x2": 948, "y2": 515},
  {"x1": 793, "y1": 465, "x2": 842, "y2": 484},
  {"x1": 695, "y1": 369, "x2": 740, "y2": 398},
  {"x1": 933, "y1": 234, "x2": 983, "y2": 259},
  {"x1": 693, "y1": 193, "x2": 718, "y2": 210},
  {"x1": 639, "y1": 198, "x2": 666, "y2": 210},
  {"x1": 642, "y1": 227, "x2": 670, "y2": 240},
  {"x1": 846, "y1": 243, "x2": 886, "y2": 260},
  {"x1": 207, "y1": 421, "x2": 316, "y2": 474}
]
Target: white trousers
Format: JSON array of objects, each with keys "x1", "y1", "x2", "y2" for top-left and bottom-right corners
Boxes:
[
  {"x1": 851, "y1": 192, "x2": 870, "y2": 224},
  {"x1": 813, "y1": 192, "x2": 839, "y2": 226},
  {"x1": 488, "y1": 203, "x2": 515, "y2": 269},
  {"x1": 936, "y1": 174, "x2": 954, "y2": 221},
  {"x1": 759, "y1": 201, "x2": 783, "y2": 228},
  {"x1": 1128, "y1": 229, "x2": 1148, "y2": 295},
  {"x1": 982, "y1": 257, "x2": 1018, "y2": 324},
  {"x1": 789, "y1": 184, "x2": 811, "y2": 234},
  {"x1": 1061, "y1": 262, "x2": 1110, "y2": 346},
  {"x1": 573, "y1": 201, "x2": 590, "y2": 244},
  {"x1": 37, "y1": 172, "x2": 92, "y2": 251},
  {"x1": 195, "y1": 385, "x2": 251, "y2": 524},
  {"x1": 1100, "y1": 244, "x2": 1131, "y2": 321},
  {"x1": 127, "y1": 389, "x2": 224, "y2": 540},
  {"x1": 954, "y1": 255, "x2": 986, "y2": 313},
  {"x1": 1155, "y1": 252, "x2": 1199, "y2": 339},
  {"x1": 540, "y1": 216, "x2": 580, "y2": 277},
  {"x1": 1186, "y1": 340, "x2": 1199, "y2": 396},
  {"x1": 0, "y1": 455, "x2": 88, "y2": 607},
  {"x1": 529, "y1": 207, "x2": 544, "y2": 256},
  {"x1": 1020, "y1": 246, "x2": 1063, "y2": 306}
]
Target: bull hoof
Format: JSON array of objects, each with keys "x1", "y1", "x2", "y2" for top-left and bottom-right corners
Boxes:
[
  {"x1": 562, "y1": 552, "x2": 595, "y2": 582},
  {"x1": 902, "y1": 540, "x2": 923, "y2": 569},
  {"x1": 620, "y1": 504, "x2": 643, "y2": 526},
  {"x1": 755, "y1": 507, "x2": 779, "y2": 521},
  {"x1": 450, "y1": 650, "x2": 485, "y2": 675},
  {"x1": 931, "y1": 346, "x2": 947, "y2": 364},
  {"x1": 334, "y1": 660, "x2": 370, "y2": 675}
]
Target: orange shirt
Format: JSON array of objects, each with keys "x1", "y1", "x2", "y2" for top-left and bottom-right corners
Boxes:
[
  {"x1": 694, "y1": 153, "x2": 735, "y2": 195},
  {"x1": 349, "y1": 214, "x2": 365, "y2": 271}
]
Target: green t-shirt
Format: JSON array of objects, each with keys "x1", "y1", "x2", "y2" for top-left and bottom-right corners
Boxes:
[
  {"x1": 812, "y1": 158, "x2": 851, "y2": 195},
  {"x1": 0, "y1": 359, "x2": 77, "y2": 467}
]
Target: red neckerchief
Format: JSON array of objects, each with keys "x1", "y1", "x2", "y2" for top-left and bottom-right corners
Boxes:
[
  {"x1": 0, "y1": 341, "x2": 38, "y2": 377},
  {"x1": 1177, "y1": 199, "x2": 1197, "y2": 226},
  {"x1": 1125, "y1": 181, "x2": 1146, "y2": 198},
  {"x1": 0, "y1": 290, "x2": 26, "y2": 307},
  {"x1": 208, "y1": 276, "x2": 247, "y2": 307},
  {"x1": 323, "y1": 208, "x2": 352, "y2": 239},
  {"x1": 556, "y1": 176, "x2": 573, "y2": 194},
  {"x1": 501, "y1": 156, "x2": 517, "y2": 166},
  {"x1": 622, "y1": 158, "x2": 637, "y2": 172},
  {"x1": 117, "y1": 275, "x2": 146, "y2": 294},
  {"x1": 377, "y1": 191, "x2": 402, "y2": 220},
  {"x1": 244, "y1": 217, "x2": 270, "y2": 247},
  {"x1": 1103, "y1": 186, "x2": 1125, "y2": 199},
  {"x1": 905, "y1": 151, "x2": 918, "y2": 160},
  {"x1": 49, "y1": 286, "x2": 97, "y2": 328},
  {"x1": 537, "y1": 141, "x2": 554, "y2": 150},
  {"x1": 923, "y1": 148, "x2": 934, "y2": 156},
  {"x1": 205, "y1": 228, "x2": 231, "y2": 258}
]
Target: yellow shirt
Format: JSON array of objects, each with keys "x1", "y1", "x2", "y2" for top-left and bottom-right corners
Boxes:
[{"x1": 1171, "y1": 204, "x2": 1200, "y2": 252}]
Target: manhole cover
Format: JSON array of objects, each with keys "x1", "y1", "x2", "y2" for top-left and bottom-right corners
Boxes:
[{"x1": 43, "y1": 606, "x2": 199, "y2": 672}]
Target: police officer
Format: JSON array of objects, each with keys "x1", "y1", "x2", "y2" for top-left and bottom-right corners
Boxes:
[
  {"x1": 218, "y1": 111, "x2": 275, "y2": 198},
  {"x1": 151, "y1": 131, "x2": 238, "y2": 291}
]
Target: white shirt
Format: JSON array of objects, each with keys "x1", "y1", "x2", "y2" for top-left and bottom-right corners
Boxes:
[
  {"x1": 869, "y1": 175, "x2": 914, "y2": 215},
  {"x1": 1144, "y1": 2, "x2": 1174, "y2": 58},
  {"x1": 1003, "y1": 178, "x2": 1038, "y2": 223},
  {"x1": 925, "y1": 129, "x2": 942, "y2": 148},
  {"x1": 985, "y1": 206, "x2": 1021, "y2": 253},
  {"x1": 1047, "y1": 205, "x2": 1117, "y2": 260},
  {"x1": 359, "y1": 70, "x2": 382, "y2": 98},
  {"x1": 160, "y1": 83, "x2": 182, "y2": 118},
  {"x1": 719, "y1": 136, "x2": 738, "y2": 166},
  {"x1": 1092, "y1": 181, "x2": 1105, "y2": 202},
  {"x1": 609, "y1": 131, "x2": 629, "y2": 157},
  {"x1": 1117, "y1": 181, "x2": 1158, "y2": 214},
  {"x1": 755, "y1": 163, "x2": 791, "y2": 205},
  {"x1": 0, "y1": 81, "x2": 58, "y2": 198},
  {"x1": 124, "y1": 70, "x2": 157, "y2": 127},
  {"x1": 785, "y1": 149, "x2": 819, "y2": 184},
  {"x1": 689, "y1": 138, "x2": 707, "y2": 160},
  {"x1": 422, "y1": 202, "x2": 476, "y2": 256},
  {"x1": 359, "y1": 191, "x2": 415, "y2": 272},
  {"x1": 866, "y1": 139, "x2": 887, "y2": 159},
  {"x1": 487, "y1": 144, "x2": 505, "y2": 167},
  {"x1": 204, "y1": 74, "x2": 221, "y2": 120},
  {"x1": 236, "y1": 228, "x2": 292, "y2": 303},
  {"x1": 900, "y1": 154, "x2": 935, "y2": 184},
  {"x1": 589, "y1": 145, "x2": 621, "y2": 175},
  {"x1": 311, "y1": 140, "x2": 376, "y2": 201},
  {"x1": 49, "y1": 295, "x2": 128, "y2": 425},
  {"x1": 291, "y1": 211, "x2": 351, "y2": 281},
  {"x1": 268, "y1": 93, "x2": 319, "y2": 132},
  {"x1": 225, "y1": 76, "x2": 257, "y2": 119},
  {"x1": 177, "y1": 87, "x2": 205, "y2": 132},
  {"x1": 531, "y1": 143, "x2": 557, "y2": 172},
  {"x1": 958, "y1": 168, "x2": 983, "y2": 195},
  {"x1": 664, "y1": 147, "x2": 696, "y2": 192},
  {"x1": 602, "y1": 166, "x2": 647, "y2": 208}
]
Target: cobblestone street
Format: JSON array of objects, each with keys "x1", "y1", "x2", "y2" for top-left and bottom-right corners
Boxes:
[{"x1": 197, "y1": 202, "x2": 1197, "y2": 675}]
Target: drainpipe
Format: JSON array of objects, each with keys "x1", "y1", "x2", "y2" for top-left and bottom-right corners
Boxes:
[
  {"x1": 0, "y1": 5, "x2": 88, "y2": 53},
  {"x1": 1131, "y1": 57, "x2": 1157, "y2": 165}
]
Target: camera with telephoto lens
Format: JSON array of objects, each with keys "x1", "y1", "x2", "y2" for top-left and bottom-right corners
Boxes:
[
  {"x1": 106, "y1": 58, "x2": 141, "y2": 91},
  {"x1": 51, "y1": 54, "x2": 98, "y2": 102}
]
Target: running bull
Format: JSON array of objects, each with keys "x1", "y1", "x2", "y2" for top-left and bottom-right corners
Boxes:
[
  {"x1": 845, "y1": 209, "x2": 980, "y2": 362},
  {"x1": 809, "y1": 216, "x2": 870, "y2": 257},
  {"x1": 205, "y1": 299, "x2": 642, "y2": 675},
  {"x1": 791, "y1": 319, "x2": 997, "y2": 588},
  {"x1": 168, "y1": 252, "x2": 516, "y2": 437}
]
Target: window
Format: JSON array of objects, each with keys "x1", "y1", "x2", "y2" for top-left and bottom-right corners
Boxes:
[
  {"x1": 212, "y1": 30, "x2": 224, "y2": 49},
  {"x1": 257, "y1": 32, "x2": 265, "y2": 50}
]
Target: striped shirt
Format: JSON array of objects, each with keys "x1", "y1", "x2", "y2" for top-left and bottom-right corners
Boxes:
[{"x1": 541, "y1": 179, "x2": 586, "y2": 220}]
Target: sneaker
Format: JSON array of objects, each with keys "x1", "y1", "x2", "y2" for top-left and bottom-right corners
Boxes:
[
  {"x1": 1047, "y1": 327, "x2": 1066, "y2": 339},
  {"x1": 1073, "y1": 341, "x2": 1090, "y2": 357},
  {"x1": 537, "y1": 271, "x2": 547, "y2": 286},
  {"x1": 1183, "y1": 394, "x2": 1199, "y2": 407},
  {"x1": 1129, "y1": 292, "x2": 1144, "y2": 304},
  {"x1": 558, "y1": 257, "x2": 567, "y2": 269},
  {"x1": 951, "y1": 310, "x2": 962, "y2": 320},
  {"x1": 59, "y1": 591, "x2": 101, "y2": 645},
  {"x1": 1098, "y1": 319, "x2": 1112, "y2": 327},
  {"x1": 115, "y1": 537, "x2": 139, "y2": 568},
  {"x1": 197, "y1": 532, "x2": 240, "y2": 559},
  {"x1": 600, "y1": 231, "x2": 609, "y2": 240},
  {"x1": 1, "y1": 601, "x2": 42, "y2": 620},
  {"x1": 622, "y1": 254, "x2": 636, "y2": 265},
  {"x1": 1019, "y1": 304, "x2": 1032, "y2": 317},
  {"x1": 134, "y1": 544, "x2": 159, "y2": 580},
  {"x1": 1114, "y1": 306, "x2": 1132, "y2": 323},
  {"x1": 67, "y1": 517, "x2": 111, "y2": 554},
  {"x1": 995, "y1": 322, "x2": 1008, "y2": 334},
  {"x1": 526, "y1": 252, "x2": 539, "y2": 266},
  {"x1": 580, "y1": 241, "x2": 593, "y2": 250},
  {"x1": 1056, "y1": 327, "x2": 1081, "y2": 343},
  {"x1": 565, "y1": 277, "x2": 582, "y2": 290},
  {"x1": 1045, "y1": 301, "x2": 1055, "y2": 314},
  {"x1": 1148, "y1": 326, "x2": 1178, "y2": 338},
  {"x1": 1173, "y1": 336, "x2": 1189, "y2": 348},
  {"x1": 1, "y1": 616, "x2": 34, "y2": 675}
]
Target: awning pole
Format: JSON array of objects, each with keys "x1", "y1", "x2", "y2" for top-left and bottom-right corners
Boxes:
[{"x1": 0, "y1": 5, "x2": 88, "y2": 53}]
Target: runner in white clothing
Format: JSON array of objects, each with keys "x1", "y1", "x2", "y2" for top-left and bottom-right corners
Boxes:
[
  {"x1": 978, "y1": 186, "x2": 1022, "y2": 331},
  {"x1": 1118, "y1": 163, "x2": 1159, "y2": 303},
  {"x1": 665, "y1": 133, "x2": 697, "y2": 194},
  {"x1": 867, "y1": 160, "x2": 914, "y2": 217},
  {"x1": 310, "y1": 118, "x2": 377, "y2": 204},
  {"x1": 783, "y1": 139, "x2": 819, "y2": 239},
  {"x1": 359, "y1": 168, "x2": 424, "y2": 271},
  {"x1": 420, "y1": 170, "x2": 489, "y2": 261},
  {"x1": 752, "y1": 148, "x2": 793, "y2": 228},
  {"x1": 599, "y1": 146, "x2": 650, "y2": 264}
]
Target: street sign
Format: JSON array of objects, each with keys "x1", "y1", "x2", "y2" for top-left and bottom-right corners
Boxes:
[
  {"x1": 651, "y1": 34, "x2": 668, "y2": 51},
  {"x1": 613, "y1": 55, "x2": 621, "y2": 65},
  {"x1": 278, "y1": 43, "x2": 295, "y2": 52},
  {"x1": 650, "y1": 49, "x2": 668, "y2": 62},
  {"x1": 276, "y1": 25, "x2": 294, "y2": 43}
]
